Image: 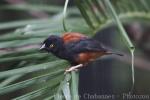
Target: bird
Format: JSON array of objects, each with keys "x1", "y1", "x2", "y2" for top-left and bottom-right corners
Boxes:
[{"x1": 40, "y1": 32, "x2": 122, "y2": 73}]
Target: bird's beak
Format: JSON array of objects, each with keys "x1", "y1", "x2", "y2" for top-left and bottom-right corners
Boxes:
[{"x1": 40, "y1": 44, "x2": 45, "y2": 50}]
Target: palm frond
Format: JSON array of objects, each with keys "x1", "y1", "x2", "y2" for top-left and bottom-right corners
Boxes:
[
  {"x1": 0, "y1": 0, "x2": 150, "y2": 99},
  {"x1": 75, "y1": 0, "x2": 150, "y2": 92},
  {"x1": 75, "y1": 0, "x2": 150, "y2": 33}
]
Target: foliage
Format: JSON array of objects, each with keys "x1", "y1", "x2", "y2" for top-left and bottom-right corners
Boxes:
[{"x1": 0, "y1": 0, "x2": 150, "y2": 99}]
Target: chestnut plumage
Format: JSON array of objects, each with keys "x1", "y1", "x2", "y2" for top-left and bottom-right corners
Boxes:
[{"x1": 40, "y1": 32, "x2": 122, "y2": 66}]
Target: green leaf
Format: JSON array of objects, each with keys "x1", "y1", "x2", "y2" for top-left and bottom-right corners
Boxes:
[
  {"x1": 71, "y1": 71, "x2": 79, "y2": 100},
  {"x1": 12, "y1": 77, "x2": 62, "y2": 100},
  {"x1": 62, "y1": 74, "x2": 71, "y2": 100},
  {"x1": 1, "y1": 0, "x2": 150, "y2": 99},
  {"x1": 0, "y1": 75, "x2": 23, "y2": 88},
  {"x1": 0, "y1": 60, "x2": 68, "y2": 78},
  {"x1": 0, "y1": 4, "x2": 79, "y2": 15},
  {"x1": 0, "y1": 53, "x2": 49, "y2": 63},
  {"x1": 0, "y1": 69, "x2": 64, "y2": 95}
]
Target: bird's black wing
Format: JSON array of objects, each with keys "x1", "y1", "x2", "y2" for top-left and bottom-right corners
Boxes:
[{"x1": 66, "y1": 38, "x2": 107, "y2": 54}]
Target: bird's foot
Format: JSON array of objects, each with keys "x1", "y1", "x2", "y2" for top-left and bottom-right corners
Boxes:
[{"x1": 65, "y1": 64, "x2": 83, "y2": 74}]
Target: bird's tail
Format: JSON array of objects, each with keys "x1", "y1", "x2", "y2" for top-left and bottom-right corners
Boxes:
[
  {"x1": 106, "y1": 51, "x2": 124, "y2": 56},
  {"x1": 100, "y1": 45, "x2": 124, "y2": 56}
]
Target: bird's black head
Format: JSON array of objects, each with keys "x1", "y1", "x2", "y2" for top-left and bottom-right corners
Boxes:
[{"x1": 40, "y1": 35, "x2": 64, "y2": 54}]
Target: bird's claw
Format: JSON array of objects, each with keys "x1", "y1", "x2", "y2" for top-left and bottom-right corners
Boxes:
[
  {"x1": 64, "y1": 64, "x2": 83, "y2": 74},
  {"x1": 65, "y1": 68, "x2": 79, "y2": 73}
]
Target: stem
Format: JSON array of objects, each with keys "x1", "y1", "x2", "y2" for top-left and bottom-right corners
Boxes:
[
  {"x1": 104, "y1": 0, "x2": 134, "y2": 49},
  {"x1": 63, "y1": 0, "x2": 69, "y2": 32},
  {"x1": 71, "y1": 71, "x2": 79, "y2": 100},
  {"x1": 104, "y1": 0, "x2": 135, "y2": 91},
  {"x1": 130, "y1": 48, "x2": 135, "y2": 91}
]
